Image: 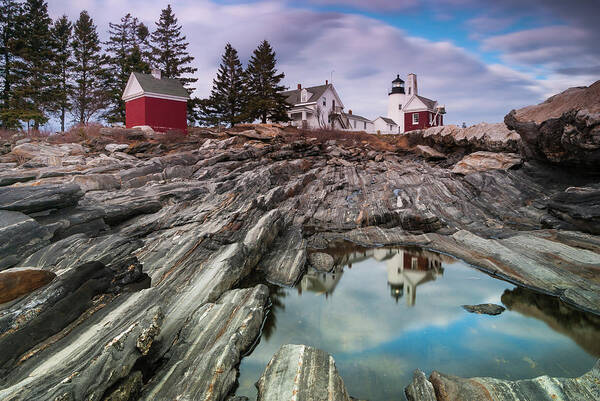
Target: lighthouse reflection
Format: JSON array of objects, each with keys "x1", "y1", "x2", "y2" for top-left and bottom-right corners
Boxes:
[{"x1": 299, "y1": 246, "x2": 448, "y2": 306}]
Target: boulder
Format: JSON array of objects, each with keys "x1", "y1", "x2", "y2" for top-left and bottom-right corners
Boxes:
[
  {"x1": 427, "y1": 360, "x2": 600, "y2": 401},
  {"x1": 256, "y1": 344, "x2": 350, "y2": 401},
  {"x1": 0, "y1": 183, "x2": 83, "y2": 213},
  {"x1": 10, "y1": 142, "x2": 86, "y2": 164},
  {"x1": 405, "y1": 369, "x2": 437, "y2": 401},
  {"x1": 505, "y1": 81, "x2": 600, "y2": 170},
  {"x1": 0, "y1": 267, "x2": 56, "y2": 304},
  {"x1": 462, "y1": 303, "x2": 505, "y2": 315},
  {"x1": 0, "y1": 210, "x2": 52, "y2": 270},
  {"x1": 105, "y1": 143, "x2": 130, "y2": 153},
  {"x1": 414, "y1": 145, "x2": 446, "y2": 160},
  {"x1": 307, "y1": 252, "x2": 334, "y2": 272},
  {"x1": 451, "y1": 151, "x2": 521, "y2": 175},
  {"x1": 70, "y1": 173, "x2": 121, "y2": 193},
  {"x1": 406, "y1": 122, "x2": 521, "y2": 153}
]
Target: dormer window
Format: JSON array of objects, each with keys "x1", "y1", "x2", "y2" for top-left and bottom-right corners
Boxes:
[{"x1": 301, "y1": 88, "x2": 308, "y2": 102}]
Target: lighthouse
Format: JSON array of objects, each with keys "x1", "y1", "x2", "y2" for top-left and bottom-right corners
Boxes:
[{"x1": 387, "y1": 75, "x2": 406, "y2": 133}]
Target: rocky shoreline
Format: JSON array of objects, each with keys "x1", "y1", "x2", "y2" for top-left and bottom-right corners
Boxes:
[{"x1": 0, "y1": 82, "x2": 599, "y2": 400}]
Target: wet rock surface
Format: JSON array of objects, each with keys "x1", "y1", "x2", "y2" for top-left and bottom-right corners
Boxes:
[
  {"x1": 256, "y1": 344, "x2": 350, "y2": 401},
  {"x1": 0, "y1": 112, "x2": 598, "y2": 400}
]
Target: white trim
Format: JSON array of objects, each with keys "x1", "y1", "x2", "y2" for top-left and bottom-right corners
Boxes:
[
  {"x1": 412, "y1": 113, "x2": 419, "y2": 124},
  {"x1": 123, "y1": 92, "x2": 189, "y2": 103}
]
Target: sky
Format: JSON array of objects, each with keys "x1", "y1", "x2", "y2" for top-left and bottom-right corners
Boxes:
[{"x1": 47, "y1": 0, "x2": 600, "y2": 126}]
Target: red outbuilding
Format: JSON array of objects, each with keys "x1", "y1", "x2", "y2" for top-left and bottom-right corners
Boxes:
[{"x1": 122, "y1": 69, "x2": 190, "y2": 133}]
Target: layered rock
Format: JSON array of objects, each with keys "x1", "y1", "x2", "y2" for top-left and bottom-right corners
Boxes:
[
  {"x1": 451, "y1": 151, "x2": 522, "y2": 175},
  {"x1": 256, "y1": 344, "x2": 350, "y2": 401},
  {"x1": 407, "y1": 122, "x2": 521, "y2": 153}
]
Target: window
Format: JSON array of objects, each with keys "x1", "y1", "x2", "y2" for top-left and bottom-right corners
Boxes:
[
  {"x1": 408, "y1": 87, "x2": 411, "y2": 95},
  {"x1": 412, "y1": 113, "x2": 419, "y2": 125},
  {"x1": 332, "y1": 99, "x2": 336, "y2": 109},
  {"x1": 354, "y1": 120, "x2": 357, "y2": 128},
  {"x1": 364, "y1": 121, "x2": 367, "y2": 129},
  {"x1": 322, "y1": 98, "x2": 326, "y2": 106},
  {"x1": 398, "y1": 104, "x2": 402, "y2": 110},
  {"x1": 411, "y1": 257, "x2": 418, "y2": 269}
]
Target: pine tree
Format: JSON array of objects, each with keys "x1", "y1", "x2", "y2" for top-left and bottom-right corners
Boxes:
[
  {"x1": 245, "y1": 40, "x2": 289, "y2": 123},
  {"x1": 150, "y1": 5, "x2": 198, "y2": 123},
  {"x1": 200, "y1": 43, "x2": 247, "y2": 128},
  {"x1": 50, "y1": 15, "x2": 73, "y2": 132},
  {"x1": 13, "y1": 0, "x2": 55, "y2": 130},
  {"x1": 150, "y1": 5, "x2": 197, "y2": 87},
  {"x1": 70, "y1": 11, "x2": 107, "y2": 125},
  {"x1": 104, "y1": 13, "x2": 150, "y2": 124},
  {"x1": 0, "y1": 0, "x2": 23, "y2": 128}
]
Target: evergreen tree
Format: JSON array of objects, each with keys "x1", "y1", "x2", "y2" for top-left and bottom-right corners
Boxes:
[
  {"x1": 13, "y1": 0, "x2": 55, "y2": 130},
  {"x1": 104, "y1": 13, "x2": 150, "y2": 124},
  {"x1": 150, "y1": 5, "x2": 198, "y2": 123},
  {"x1": 200, "y1": 43, "x2": 247, "y2": 128},
  {"x1": 0, "y1": 0, "x2": 23, "y2": 128},
  {"x1": 70, "y1": 11, "x2": 107, "y2": 124},
  {"x1": 245, "y1": 40, "x2": 289, "y2": 123},
  {"x1": 150, "y1": 5, "x2": 197, "y2": 87},
  {"x1": 50, "y1": 15, "x2": 73, "y2": 132}
]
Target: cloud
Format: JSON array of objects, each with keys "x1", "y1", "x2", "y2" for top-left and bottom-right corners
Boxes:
[{"x1": 47, "y1": 0, "x2": 594, "y2": 126}]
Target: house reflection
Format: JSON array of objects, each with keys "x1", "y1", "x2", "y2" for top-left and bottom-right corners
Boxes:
[
  {"x1": 374, "y1": 248, "x2": 444, "y2": 306},
  {"x1": 298, "y1": 246, "x2": 446, "y2": 305}
]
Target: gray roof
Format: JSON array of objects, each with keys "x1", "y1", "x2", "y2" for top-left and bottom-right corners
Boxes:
[
  {"x1": 416, "y1": 95, "x2": 437, "y2": 110},
  {"x1": 378, "y1": 116, "x2": 397, "y2": 125},
  {"x1": 281, "y1": 84, "x2": 330, "y2": 105},
  {"x1": 133, "y1": 72, "x2": 190, "y2": 98},
  {"x1": 343, "y1": 112, "x2": 371, "y2": 122}
]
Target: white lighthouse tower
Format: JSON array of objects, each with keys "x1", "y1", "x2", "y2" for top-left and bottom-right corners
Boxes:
[{"x1": 387, "y1": 74, "x2": 406, "y2": 133}]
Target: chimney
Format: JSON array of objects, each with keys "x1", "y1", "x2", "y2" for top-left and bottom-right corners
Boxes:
[
  {"x1": 151, "y1": 68, "x2": 162, "y2": 80},
  {"x1": 326, "y1": 79, "x2": 328, "y2": 85},
  {"x1": 297, "y1": 83, "x2": 301, "y2": 90},
  {"x1": 349, "y1": 109, "x2": 352, "y2": 115}
]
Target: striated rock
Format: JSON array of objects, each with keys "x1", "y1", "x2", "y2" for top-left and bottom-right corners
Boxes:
[
  {"x1": 10, "y1": 142, "x2": 86, "y2": 164},
  {"x1": 140, "y1": 285, "x2": 268, "y2": 400},
  {"x1": 451, "y1": 151, "x2": 522, "y2": 175},
  {"x1": 427, "y1": 360, "x2": 600, "y2": 401},
  {"x1": 407, "y1": 122, "x2": 521, "y2": 153},
  {"x1": 414, "y1": 145, "x2": 446, "y2": 160},
  {"x1": 0, "y1": 183, "x2": 83, "y2": 214},
  {"x1": 0, "y1": 210, "x2": 52, "y2": 270},
  {"x1": 0, "y1": 267, "x2": 56, "y2": 304},
  {"x1": 545, "y1": 186, "x2": 600, "y2": 235},
  {"x1": 405, "y1": 369, "x2": 437, "y2": 401},
  {"x1": 307, "y1": 251, "x2": 334, "y2": 272},
  {"x1": 102, "y1": 370, "x2": 143, "y2": 401},
  {"x1": 258, "y1": 226, "x2": 306, "y2": 285},
  {"x1": 256, "y1": 344, "x2": 350, "y2": 401},
  {"x1": 105, "y1": 143, "x2": 129, "y2": 153},
  {"x1": 462, "y1": 303, "x2": 505, "y2": 315}
]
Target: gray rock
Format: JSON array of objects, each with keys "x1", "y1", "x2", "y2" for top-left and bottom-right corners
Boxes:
[
  {"x1": 307, "y1": 251, "x2": 334, "y2": 272},
  {"x1": 105, "y1": 143, "x2": 129, "y2": 153},
  {"x1": 462, "y1": 303, "x2": 505, "y2": 315},
  {"x1": 0, "y1": 210, "x2": 52, "y2": 270},
  {"x1": 258, "y1": 226, "x2": 306, "y2": 285},
  {"x1": 256, "y1": 344, "x2": 350, "y2": 401},
  {"x1": 451, "y1": 151, "x2": 522, "y2": 175},
  {"x1": 0, "y1": 183, "x2": 83, "y2": 214},
  {"x1": 405, "y1": 369, "x2": 437, "y2": 401},
  {"x1": 428, "y1": 360, "x2": 600, "y2": 401}
]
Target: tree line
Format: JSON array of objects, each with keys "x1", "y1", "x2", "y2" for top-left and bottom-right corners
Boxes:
[
  {"x1": 0, "y1": 0, "x2": 197, "y2": 131},
  {"x1": 0, "y1": 0, "x2": 291, "y2": 132}
]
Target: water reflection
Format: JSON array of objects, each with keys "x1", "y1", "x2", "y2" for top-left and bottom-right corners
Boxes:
[{"x1": 236, "y1": 244, "x2": 599, "y2": 401}]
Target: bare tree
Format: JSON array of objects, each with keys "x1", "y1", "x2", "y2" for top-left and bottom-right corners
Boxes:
[{"x1": 316, "y1": 104, "x2": 335, "y2": 130}]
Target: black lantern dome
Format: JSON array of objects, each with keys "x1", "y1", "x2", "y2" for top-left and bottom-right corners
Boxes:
[{"x1": 390, "y1": 74, "x2": 405, "y2": 94}]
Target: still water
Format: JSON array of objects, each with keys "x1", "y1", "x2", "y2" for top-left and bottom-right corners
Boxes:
[{"x1": 236, "y1": 246, "x2": 600, "y2": 400}]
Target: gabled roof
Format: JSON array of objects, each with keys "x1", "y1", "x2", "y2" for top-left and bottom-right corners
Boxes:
[
  {"x1": 122, "y1": 72, "x2": 190, "y2": 102},
  {"x1": 282, "y1": 84, "x2": 329, "y2": 105},
  {"x1": 343, "y1": 112, "x2": 371, "y2": 122},
  {"x1": 404, "y1": 94, "x2": 437, "y2": 111},
  {"x1": 376, "y1": 116, "x2": 397, "y2": 125}
]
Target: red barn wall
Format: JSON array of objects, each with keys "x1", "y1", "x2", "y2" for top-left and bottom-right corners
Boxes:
[{"x1": 125, "y1": 96, "x2": 187, "y2": 133}]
